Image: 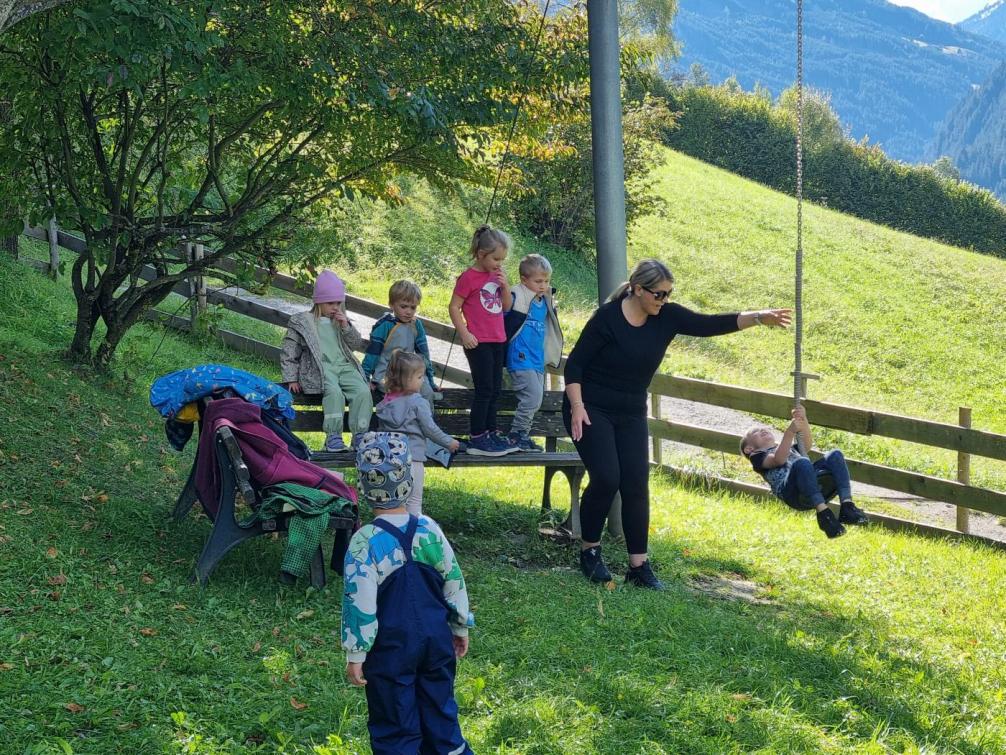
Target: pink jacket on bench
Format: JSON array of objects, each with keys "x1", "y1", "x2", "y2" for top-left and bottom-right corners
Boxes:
[{"x1": 195, "y1": 397, "x2": 356, "y2": 517}]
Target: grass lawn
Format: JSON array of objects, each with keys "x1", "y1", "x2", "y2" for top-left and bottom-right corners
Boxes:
[{"x1": 5, "y1": 236, "x2": 1006, "y2": 753}]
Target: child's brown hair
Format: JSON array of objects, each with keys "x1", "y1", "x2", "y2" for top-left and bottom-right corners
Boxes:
[
  {"x1": 389, "y1": 280, "x2": 422, "y2": 305},
  {"x1": 469, "y1": 224, "x2": 512, "y2": 259},
  {"x1": 384, "y1": 350, "x2": 426, "y2": 394}
]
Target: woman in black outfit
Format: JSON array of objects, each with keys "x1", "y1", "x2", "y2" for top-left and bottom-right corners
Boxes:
[{"x1": 564, "y1": 259, "x2": 791, "y2": 589}]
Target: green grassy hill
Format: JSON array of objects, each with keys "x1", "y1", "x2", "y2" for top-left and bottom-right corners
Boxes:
[
  {"x1": 6, "y1": 244, "x2": 1006, "y2": 752},
  {"x1": 284, "y1": 148, "x2": 1006, "y2": 487}
]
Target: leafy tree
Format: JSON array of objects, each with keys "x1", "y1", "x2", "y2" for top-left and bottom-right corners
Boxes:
[
  {"x1": 777, "y1": 86, "x2": 845, "y2": 152},
  {"x1": 932, "y1": 156, "x2": 961, "y2": 183},
  {"x1": 0, "y1": 0, "x2": 585, "y2": 367}
]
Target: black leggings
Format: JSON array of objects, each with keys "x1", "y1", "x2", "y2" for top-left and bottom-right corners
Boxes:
[
  {"x1": 563, "y1": 401, "x2": 651, "y2": 554},
  {"x1": 464, "y1": 342, "x2": 505, "y2": 435}
]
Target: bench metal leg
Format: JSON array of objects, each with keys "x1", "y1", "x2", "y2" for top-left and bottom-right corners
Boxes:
[
  {"x1": 560, "y1": 468, "x2": 585, "y2": 539},
  {"x1": 331, "y1": 528, "x2": 349, "y2": 577},
  {"x1": 542, "y1": 466, "x2": 562, "y2": 511},
  {"x1": 173, "y1": 461, "x2": 199, "y2": 522},
  {"x1": 308, "y1": 547, "x2": 326, "y2": 590},
  {"x1": 193, "y1": 476, "x2": 260, "y2": 586}
]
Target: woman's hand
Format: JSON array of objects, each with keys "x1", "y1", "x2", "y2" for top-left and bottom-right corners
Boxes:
[
  {"x1": 461, "y1": 331, "x2": 479, "y2": 349},
  {"x1": 288, "y1": 381, "x2": 301, "y2": 394},
  {"x1": 448, "y1": 439, "x2": 461, "y2": 453},
  {"x1": 570, "y1": 404, "x2": 591, "y2": 441},
  {"x1": 346, "y1": 662, "x2": 367, "y2": 687},
  {"x1": 757, "y1": 308, "x2": 792, "y2": 328},
  {"x1": 453, "y1": 635, "x2": 469, "y2": 659}
]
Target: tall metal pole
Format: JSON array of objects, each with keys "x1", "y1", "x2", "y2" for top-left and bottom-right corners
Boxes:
[
  {"x1": 589, "y1": 0, "x2": 627, "y2": 541},
  {"x1": 587, "y1": 0, "x2": 627, "y2": 304}
]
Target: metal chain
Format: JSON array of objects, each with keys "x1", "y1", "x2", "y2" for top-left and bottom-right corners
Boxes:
[
  {"x1": 794, "y1": 0, "x2": 805, "y2": 406},
  {"x1": 441, "y1": 0, "x2": 553, "y2": 389}
]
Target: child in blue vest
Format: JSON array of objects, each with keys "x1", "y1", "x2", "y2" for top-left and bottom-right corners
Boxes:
[
  {"x1": 342, "y1": 432, "x2": 474, "y2": 755},
  {"x1": 362, "y1": 279, "x2": 438, "y2": 405},
  {"x1": 503, "y1": 254, "x2": 563, "y2": 452}
]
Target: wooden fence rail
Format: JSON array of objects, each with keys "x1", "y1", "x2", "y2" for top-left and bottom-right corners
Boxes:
[{"x1": 14, "y1": 226, "x2": 1006, "y2": 536}]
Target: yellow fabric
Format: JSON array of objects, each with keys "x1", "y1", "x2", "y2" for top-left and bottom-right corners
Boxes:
[{"x1": 175, "y1": 402, "x2": 200, "y2": 423}]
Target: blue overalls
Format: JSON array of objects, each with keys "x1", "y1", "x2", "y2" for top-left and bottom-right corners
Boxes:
[{"x1": 364, "y1": 516, "x2": 473, "y2": 755}]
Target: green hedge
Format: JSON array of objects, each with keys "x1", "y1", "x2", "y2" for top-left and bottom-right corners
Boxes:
[{"x1": 660, "y1": 85, "x2": 1006, "y2": 255}]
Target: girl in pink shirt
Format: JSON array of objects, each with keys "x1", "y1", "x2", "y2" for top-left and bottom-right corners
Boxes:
[{"x1": 448, "y1": 225, "x2": 519, "y2": 456}]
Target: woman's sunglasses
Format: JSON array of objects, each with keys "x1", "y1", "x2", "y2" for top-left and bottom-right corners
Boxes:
[{"x1": 641, "y1": 285, "x2": 671, "y2": 301}]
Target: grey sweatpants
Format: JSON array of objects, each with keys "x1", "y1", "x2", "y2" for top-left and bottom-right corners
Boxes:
[{"x1": 508, "y1": 369, "x2": 544, "y2": 436}]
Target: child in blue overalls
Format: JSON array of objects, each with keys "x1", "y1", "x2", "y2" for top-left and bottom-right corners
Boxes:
[{"x1": 342, "y1": 432, "x2": 475, "y2": 755}]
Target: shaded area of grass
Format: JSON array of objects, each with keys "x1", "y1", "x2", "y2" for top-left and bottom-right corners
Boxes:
[{"x1": 4, "y1": 256, "x2": 1006, "y2": 753}]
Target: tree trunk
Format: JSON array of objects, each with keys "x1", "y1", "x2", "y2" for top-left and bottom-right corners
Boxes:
[
  {"x1": 0, "y1": 234, "x2": 16, "y2": 259},
  {"x1": 67, "y1": 295, "x2": 99, "y2": 364}
]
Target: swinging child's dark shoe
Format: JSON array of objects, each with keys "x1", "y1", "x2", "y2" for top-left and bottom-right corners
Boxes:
[
  {"x1": 817, "y1": 508, "x2": 846, "y2": 539},
  {"x1": 579, "y1": 546, "x2": 612, "y2": 583},
  {"x1": 624, "y1": 560, "x2": 665, "y2": 590},
  {"x1": 839, "y1": 500, "x2": 869, "y2": 525}
]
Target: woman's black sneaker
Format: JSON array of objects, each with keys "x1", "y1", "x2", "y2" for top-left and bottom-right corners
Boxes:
[
  {"x1": 579, "y1": 546, "x2": 612, "y2": 583},
  {"x1": 816, "y1": 508, "x2": 846, "y2": 539},
  {"x1": 624, "y1": 560, "x2": 665, "y2": 590},
  {"x1": 839, "y1": 501, "x2": 869, "y2": 525}
]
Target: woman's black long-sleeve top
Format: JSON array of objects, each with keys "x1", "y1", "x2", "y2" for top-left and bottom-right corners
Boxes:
[{"x1": 563, "y1": 299, "x2": 740, "y2": 415}]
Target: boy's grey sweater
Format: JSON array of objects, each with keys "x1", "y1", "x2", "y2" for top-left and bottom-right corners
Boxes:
[{"x1": 376, "y1": 392, "x2": 454, "y2": 462}]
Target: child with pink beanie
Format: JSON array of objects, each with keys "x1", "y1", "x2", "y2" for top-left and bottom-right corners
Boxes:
[{"x1": 281, "y1": 270, "x2": 373, "y2": 451}]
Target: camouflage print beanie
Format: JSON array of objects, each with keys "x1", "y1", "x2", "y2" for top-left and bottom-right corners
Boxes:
[{"x1": 355, "y1": 431, "x2": 413, "y2": 509}]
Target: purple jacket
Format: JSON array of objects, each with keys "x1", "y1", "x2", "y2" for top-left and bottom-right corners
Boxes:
[{"x1": 195, "y1": 398, "x2": 356, "y2": 517}]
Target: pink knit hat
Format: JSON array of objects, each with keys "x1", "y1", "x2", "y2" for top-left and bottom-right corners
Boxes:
[{"x1": 313, "y1": 270, "x2": 345, "y2": 303}]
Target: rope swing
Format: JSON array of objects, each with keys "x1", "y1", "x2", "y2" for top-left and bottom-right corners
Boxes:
[{"x1": 792, "y1": 0, "x2": 814, "y2": 454}]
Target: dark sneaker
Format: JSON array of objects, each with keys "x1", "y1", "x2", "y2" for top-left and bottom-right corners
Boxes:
[
  {"x1": 492, "y1": 430, "x2": 521, "y2": 455},
  {"x1": 817, "y1": 508, "x2": 846, "y2": 539},
  {"x1": 579, "y1": 546, "x2": 612, "y2": 583},
  {"x1": 350, "y1": 432, "x2": 366, "y2": 450},
  {"x1": 839, "y1": 501, "x2": 869, "y2": 525},
  {"x1": 466, "y1": 431, "x2": 511, "y2": 457},
  {"x1": 509, "y1": 431, "x2": 543, "y2": 453},
  {"x1": 624, "y1": 560, "x2": 665, "y2": 590},
  {"x1": 324, "y1": 434, "x2": 347, "y2": 452}
]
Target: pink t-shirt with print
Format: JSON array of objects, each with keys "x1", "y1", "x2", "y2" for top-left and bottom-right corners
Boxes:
[{"x1": 453, "y1": 267, "x2": 506, "y2": 343}]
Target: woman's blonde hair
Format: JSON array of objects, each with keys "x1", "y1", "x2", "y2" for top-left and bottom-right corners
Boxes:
[
  {"x1": 469, "y1": 224, "x2": 512, "y2": 260},
  {"x1": 384, "y1": 350, "x2": 426, "y2": 394},
  {"x1": 607, "y1": 259, "x2": 674, "y2": 303}
]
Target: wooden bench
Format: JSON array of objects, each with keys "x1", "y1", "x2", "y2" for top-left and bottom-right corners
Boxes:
[
  {"x1": 173, "y1": 423, "x2": 357, "y2": 588},
  {"x1": 292, "y1": 387, "x2": 585, "y2": 521}
]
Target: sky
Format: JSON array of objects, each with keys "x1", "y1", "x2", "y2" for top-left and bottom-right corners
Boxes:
[{"x1": 887, "y1": 0, "x2": 992, "y2": 23}]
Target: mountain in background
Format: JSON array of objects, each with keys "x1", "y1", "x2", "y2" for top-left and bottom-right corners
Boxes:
[
  {"x1": 669, "y1": 0, "x2": 1006, "y2": 163},
  {"x1": 960, "y1": 1, "x2": 1006, "y2": 44},
  {"x1": 929, "y1": 61, "x2": 1006, "y2": 197}
]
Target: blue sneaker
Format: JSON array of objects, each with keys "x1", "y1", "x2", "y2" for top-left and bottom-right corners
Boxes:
[
  {"x1": 508, "y1": 431, "x2": 543, "y2": 453},
  {"x1": 492, "y1": 430, "x2": 521, "y2": 455},
  {"x1": 466, "y1": 431, "x2": 511, "y2": 457},
  {"x1": 324, "y1": 434, "x2": 347, "y2": 453}
]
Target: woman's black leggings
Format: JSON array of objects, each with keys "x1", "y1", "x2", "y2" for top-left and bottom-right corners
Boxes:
[
  {"x1": 464, "y1": 341, "x2": 505, "y2": 435},
  {"x1": 563, "y1": 401, "x2": 651, "y2": 554}
]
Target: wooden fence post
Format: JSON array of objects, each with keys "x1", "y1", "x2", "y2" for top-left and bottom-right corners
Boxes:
[
  {"x1": 651, "y1": 391, "x2": 662, "y2": 465},
  {"x1": 186, "y1": 242, "x2": 197, "y2": 325},
  {"x1": 194, "y1": 242, "x2": 206, "y2": 314},
  {"x1": 957, "y1": 406, "x2": 972, "y2": 533},
  {"x1": 47, "y1": 216, "x2": 59, "y2": 278}
]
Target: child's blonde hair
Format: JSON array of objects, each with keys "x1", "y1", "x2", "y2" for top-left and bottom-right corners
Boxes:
[
  {"x1": 384, "y1": 350, "x2": 426, "y2": 394},
  {"x1": 389, "y1": 279, "x2": 422, "y2": 305},
  {"x1": 607, "y1": 259, "x2": 674, "y2": 303},
  {"x1": 519, "y1": 253, "x2": 552, "y2": 278},
  {"x1": 469, "y1": 224, "x2": 512, "y2": 260},
  {"x1": 740, "y1": 425, "x2": 773, "y2": 457},
  {"x1": 310, "y1": 302, "x2": 343, "y2": 317}
]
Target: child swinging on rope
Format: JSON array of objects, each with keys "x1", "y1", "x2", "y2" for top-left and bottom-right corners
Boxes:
[{"x1": 740, "y1": 405, "x2": 869, "y2": 539}]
